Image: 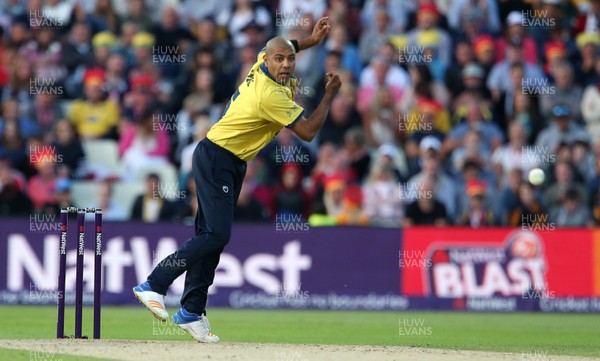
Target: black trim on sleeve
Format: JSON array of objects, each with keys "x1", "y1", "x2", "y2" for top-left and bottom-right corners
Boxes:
[{"x1": 290, "y1": 39, "x2": 300, "y2": 53}]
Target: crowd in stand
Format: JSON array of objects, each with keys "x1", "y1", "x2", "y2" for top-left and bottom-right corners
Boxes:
[{"x1": 1, "y1": 0, "x2": 600, "y2": 228}]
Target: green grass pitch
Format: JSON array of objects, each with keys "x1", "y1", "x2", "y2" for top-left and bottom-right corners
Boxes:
[{"x1": 0, "y1": 305, "x2": 598, "y2": 358}]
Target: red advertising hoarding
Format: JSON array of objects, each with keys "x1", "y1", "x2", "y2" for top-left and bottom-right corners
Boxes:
[{"x1": 402, "y1": 228, "x2": 599, "y2": 298}]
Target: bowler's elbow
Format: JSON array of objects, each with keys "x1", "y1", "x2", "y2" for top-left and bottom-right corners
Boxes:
[{"x1": 289, "y1": 118, "x2": 316, "y2": 142}]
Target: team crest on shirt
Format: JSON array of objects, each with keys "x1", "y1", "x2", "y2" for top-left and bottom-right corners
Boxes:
[
  {"x1": 286, "y1": 105, "x2": 299, "y2": 117},
  {"x1": 222, "y1": 186, "x2": 229, "y2": 193}
]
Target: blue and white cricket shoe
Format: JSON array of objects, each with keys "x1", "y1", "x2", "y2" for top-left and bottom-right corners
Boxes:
[
  {"x1": 133, "y1": 281, "x2": 169, "y2": 321},
  {"x1": 172, "y1": 308, "x2": 220, "y2": 343}
]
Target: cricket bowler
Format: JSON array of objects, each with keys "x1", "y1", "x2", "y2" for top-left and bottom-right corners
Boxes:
[{"x1": 133, "y1": 17, "x2": 341, "y2": 342}]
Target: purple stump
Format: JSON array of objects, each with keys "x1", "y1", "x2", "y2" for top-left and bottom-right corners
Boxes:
[
  {"x1": 75, "y1": 209, "x2": 85, "y2": 338},
  {"x1": 56, "y1": 208, "x2": 68, "y2": 339},
  {"x1": 93, "y1": 209, "x2": 102, "y2": 339}
]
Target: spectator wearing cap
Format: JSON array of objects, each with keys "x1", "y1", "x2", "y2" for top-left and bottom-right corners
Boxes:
[
  {"x1": 540, "y1": 61, "x2": 582, "y2": 122},
  {"x1": 461, "y1": 62, "x2": 490, "y2": 99},
  {"x1": 575, "y1": 32, "x2": 600, "y2": 86},
  {"x1": 457, "y1": 179, "x2": 496, "y2": 227},
  {"x1": 406, "y1": 3, "x2": 451, "y2": 70},
  {"x1": 69, "y1": 68, "x2": 120, "y2": 140},
  {"x1": 216, "y1": 0, "x2": 272, "y2": 49},
  {"x1": 543, "y1": 160, "x2": 588, "y2": 210},
  {"x1": 543, "y1": 41, "x2": 568, "y2": 75},
  {"x1": 448, "y1": 0, "x2": 501, "y2": 35},
  {"x1": 130, "y1": 31, "x2": 155, "y2": 68},
  {"x1": 403, "y1": 177, "x2": 449, "y2": 226},
  {"x1": 444, "y1": 99, "x2": 504, "y2": 158},
  {"x1": 486, "y1": 41, "x2": 544, "y2": 103},
  {"x1": 357, "y1": 56, "x2": 410, "y2": 115},
  {"x1": 472, "y1": 35, "x2": 495, "y2": 76},
  {"x1": 535, "y1": 104, "x2": 590, "y2": 154},
  {"x1": 122, "y1": 72, "x2": 158, "y2": 123},
  {"x1": 495, "y1": 11, "x2": 538, "y2": 65},
  {"x1": 548, "y1": 187, "x2": 591, "y2": 227}
]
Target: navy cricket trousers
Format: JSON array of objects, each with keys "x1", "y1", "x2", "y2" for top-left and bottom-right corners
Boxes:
[{"x1": 148, "y1": 137, "x2": 246, "y2": 314}]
